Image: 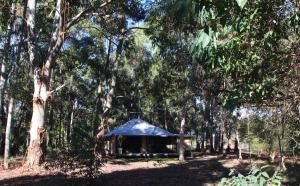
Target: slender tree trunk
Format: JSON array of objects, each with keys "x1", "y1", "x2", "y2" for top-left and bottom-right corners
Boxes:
[
  {"x1": 59, "y1": 99, "x2": 64, "y2": 147},
  {"x1": 47, "y1": 103, "x2": 54, "y2": 148},
  {"x1": 0, "y1": 0, "x2": 16, "y2": 151},
  {"x1": 17, "y1": 103, "x2": 25, "y2": 137},
  {"x1": 278, "y1": 135, "x2": 287, "y2": 171},
  {"x1": 46, "y1": 68, "x2": 54, "y2": 148},
  {"x1": 220, "y1": 132, "x2": 224, "y2": 153},
  {"x1": 95, "y1": 30, "x2": 125, "y2": 159},
  {"x1": 202, "y1": 91, "x2": 212, "y2": 153},
  {"x1": 0, "y1": 0, "x2": 16, "y2": 125},
  {"x1": 164, "y1": 101, "x2": 168, "y2": 130},
  {"x1": 4, "y1": 97, "x2": 14, "y2": 169},
  {"x1": 179, "y1": 108, "x2": 186, "y2": 161},
  {"x1": 247, "y1": 116, "x2": 251, "y2": 161},
  {"x1": 195, "y1": 129, "x2": 200, "y2": 151},
  {"x1": 236, "y1": 130, "x2": 242, "y2": 160},
  {"x1": 92, "y1": 96, "x2": 101, "y2": 137},
  {"x1": 209, "y1": 100, "x2": 215, "y2": 153},
  {"x1": 69, "y1": 99, "x2": 77, "y2": 143},
  {"x1": 205, "y1": 123, "x2": 210, "y2": 152},
  {"x1": 98, "y1": 31, "x2": 125, "y2": 128},
  {"x1": 202, "y1": 130, "x2": 206, "y2": 150},
  {"x1": 0, "y1": 63, "x2": 6, "y2": 120}
]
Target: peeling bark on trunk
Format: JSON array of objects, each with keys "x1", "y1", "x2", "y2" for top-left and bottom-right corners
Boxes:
[
  {"x1": 27, "y1": 79, "x2": 48, "y2": 167},
  {"x1": 4, "y1": 97, "x2": 14, "y2": 169},
  {"x1": 26, "y1": 0, "x2": 65, "y2": 167},
  {"x1": 24, "y1": 0, "x2": 111, "y2": 167}
]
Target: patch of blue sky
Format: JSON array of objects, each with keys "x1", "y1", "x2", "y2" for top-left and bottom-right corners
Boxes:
[
  {"x1": 233, "y1": 107, "x2": 268, "y2": 119},
  {"x1": 278, "y1": 0, "x2": 296, "y2": 20}
]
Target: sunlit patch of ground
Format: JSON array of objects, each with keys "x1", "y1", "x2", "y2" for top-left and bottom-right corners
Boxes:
[{"x1": 102, "y1": 157, "x2": 179, "y2": 173}]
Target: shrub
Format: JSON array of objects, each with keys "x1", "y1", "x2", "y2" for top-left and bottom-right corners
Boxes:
[{"x1": 219, "y1": 165, "x2": 282, "y2": 186}]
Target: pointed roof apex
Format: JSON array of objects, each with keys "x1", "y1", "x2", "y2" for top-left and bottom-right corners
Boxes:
[{"x1": 105, "y1": 118, "x2": 178, "y2": 137}]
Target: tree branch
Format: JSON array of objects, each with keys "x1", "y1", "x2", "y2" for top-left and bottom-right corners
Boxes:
[{"x1": 65, "y1": 0, "x2": 112, "y2": 30}]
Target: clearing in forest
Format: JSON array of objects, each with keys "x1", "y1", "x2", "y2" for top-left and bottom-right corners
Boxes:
[{"x1": 0, "y1": 155, "x2": 299, "y2": 186}]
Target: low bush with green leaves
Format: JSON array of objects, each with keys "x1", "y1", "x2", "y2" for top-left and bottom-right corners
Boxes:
[{"x1": 219, "y1": 165, "x2": 282, "y2": 186}]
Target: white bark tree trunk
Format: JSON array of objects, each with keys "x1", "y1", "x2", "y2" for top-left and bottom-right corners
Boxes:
[
  {"x1": 69, "y1": 99, "x2": 77, "y2": 143},
  {"x1": 27, "y1": 78, "x2": 48, "y2": 166},
  {"x1": 236, "y1": 130, "x2": 242, "y2": 160},
  {"x1": 203, "y1": 131, "x2": 206, "y2": 149},
  {"x1": 278, "y1": 135, "x2": 287, "y2": 171},
  {"x1": 212, "y1": 133, "x2": 215, "y2": 150},
  {"x1": 179, "y1": 115, "x2": 186, "y2": 161},
  {"x1": 0, "y1": 63, "x2": 6, "y2": 117},
  {"x1": 26, "y1": 0, "x2": 64, "y2": 167},
  {"x1": 26, "y1": 0, "x2": 44, "y2": 167},
  {"x1": 164, "y1": 102, "x2": 168, "y2": 130},
  {"x1": 25, "y1": 0, "x2": 111, "y2": 167},
  {"x1": 4, "y1": 97, "x2": 14, "y2": 169},
  {"x1": 27, "y1": 0, "x2": 36, "y2": 66},
  {"x1": 0, "y1": 0, "x2": 16, "y2": 123}
]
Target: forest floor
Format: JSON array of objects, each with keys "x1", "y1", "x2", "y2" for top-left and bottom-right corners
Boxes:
[{"x1": 0, "y1": 154, "x2": 299, "y2": 186}]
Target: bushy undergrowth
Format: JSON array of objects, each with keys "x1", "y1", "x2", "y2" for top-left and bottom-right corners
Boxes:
[
  {"x1": 45, "y1": 149, "x2": 103, "y2": 183},
  {"x1": 219, "y1": 165, "x2": 282, "y2": 186}
]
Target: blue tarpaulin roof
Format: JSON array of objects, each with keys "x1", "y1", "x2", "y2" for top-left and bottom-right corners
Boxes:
[{"x1": 105, "y1": 119, "x2": 178, "y2": 137}]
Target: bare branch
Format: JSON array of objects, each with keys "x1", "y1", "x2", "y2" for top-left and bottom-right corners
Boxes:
[
  {"x1": 52, "y1": 83, "x2": 67, "y2": 93},
  {"x1": 66, "y1": 0, "x2": 112, "y2": 30},
  {"x1": 65, "y1": 7, "x2": 93, "y2": 30}
]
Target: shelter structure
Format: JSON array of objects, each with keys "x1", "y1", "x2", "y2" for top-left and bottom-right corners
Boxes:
[{"x1": 105, "y1": 119, "x2": 183, "y2": 157}]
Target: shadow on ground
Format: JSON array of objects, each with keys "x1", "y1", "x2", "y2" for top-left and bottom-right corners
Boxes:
[
  {"x1": 1, "y1": 156, "x2": 299, "y2": 186},
  {"x1": 0, "y1": 157, "x2": 229, "y2": 186},
  {"x1": 102, "y1": 157, "x2": 229, "y2": 186}
]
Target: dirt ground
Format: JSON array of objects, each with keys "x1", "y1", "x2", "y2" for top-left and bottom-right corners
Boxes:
[
  {"x1": 101, "y1": 155, "x2": 241, "y2": 186},
  {"x1": 0, "y1": 155, "x2": 299, "y2": 186}
]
